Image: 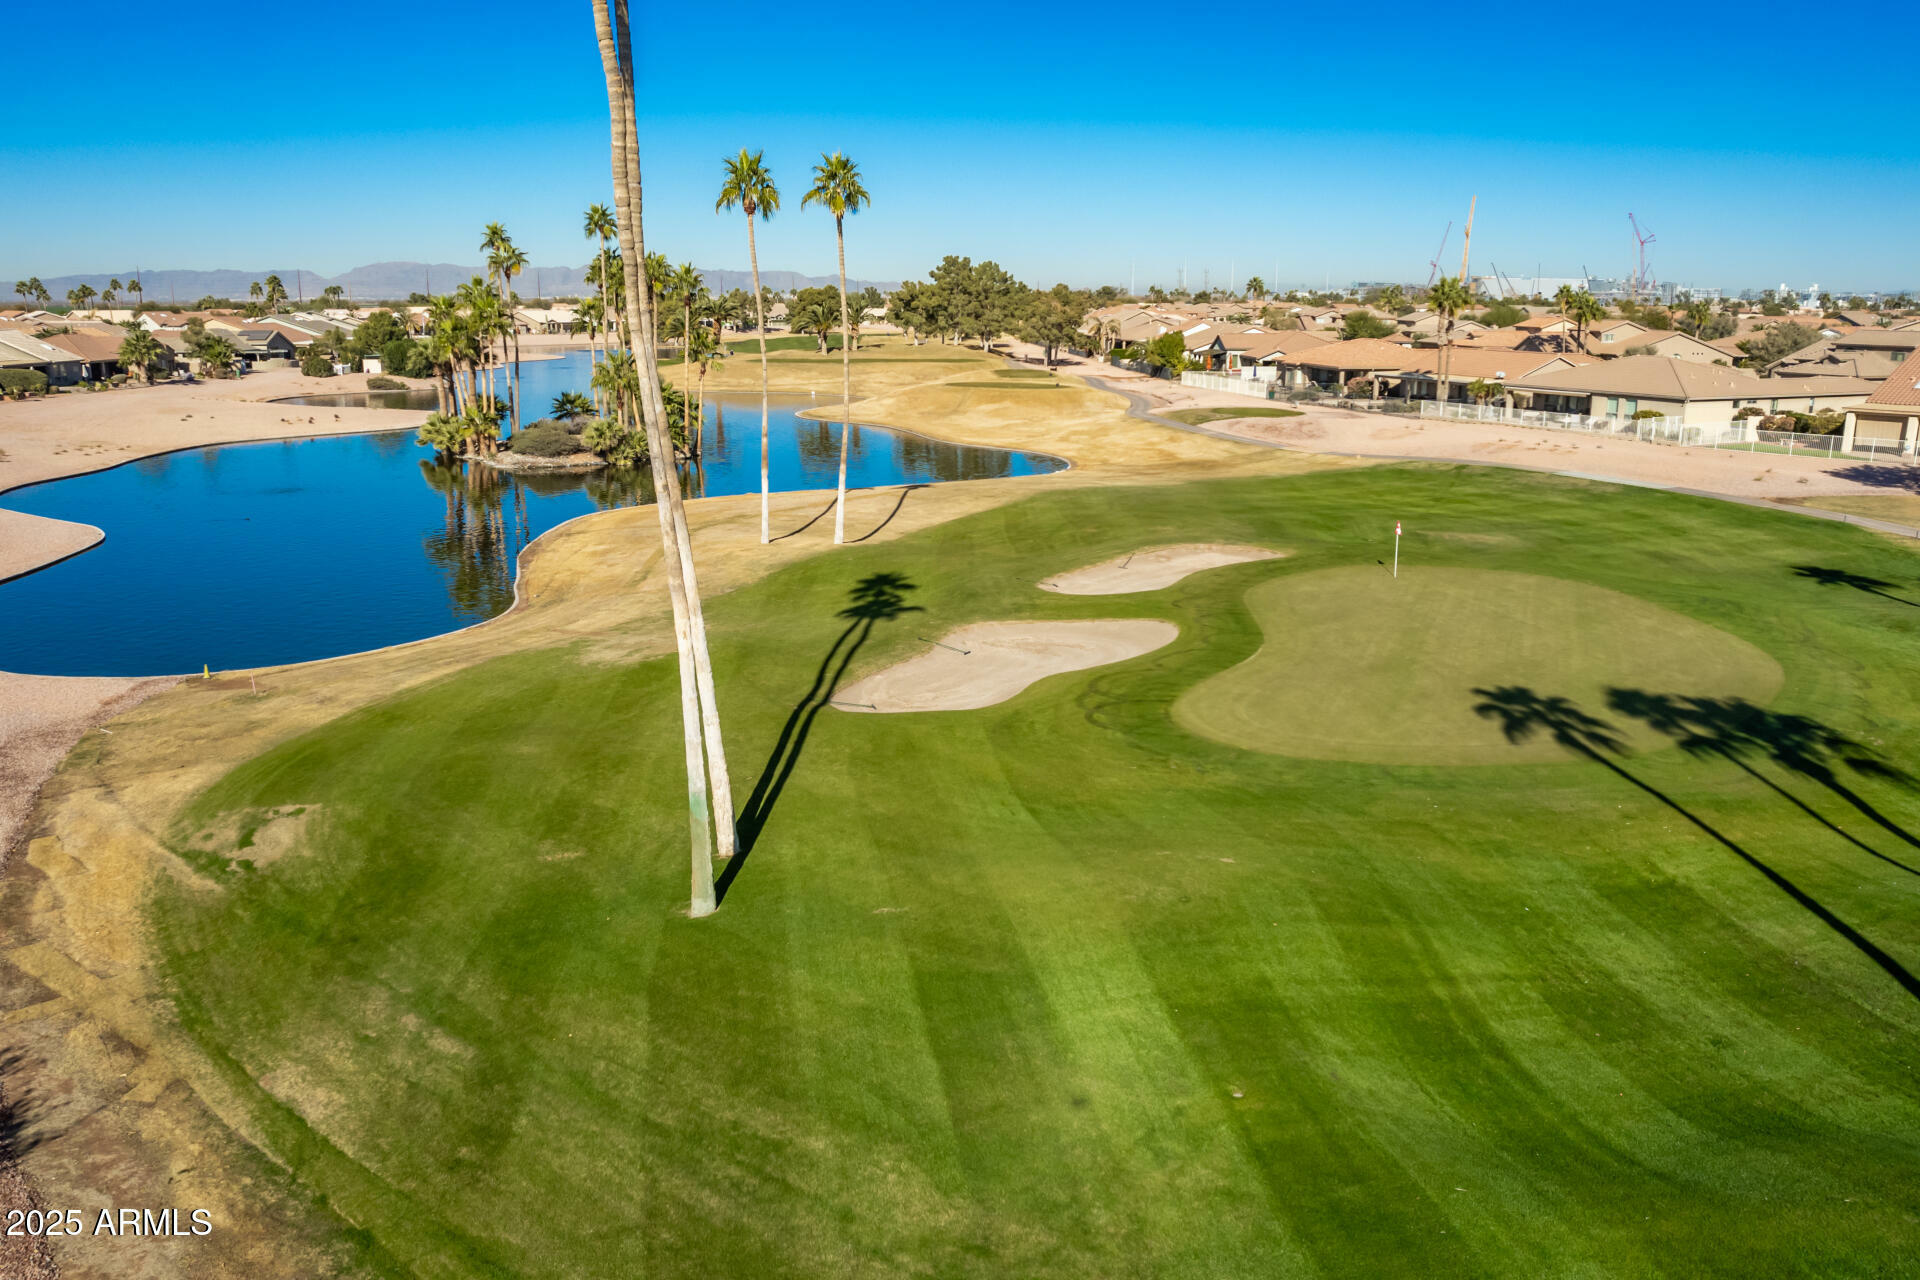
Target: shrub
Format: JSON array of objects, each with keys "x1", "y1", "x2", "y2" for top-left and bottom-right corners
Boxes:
[
  {"x1": 0, "y1": 369, "x2": 49, "y2": 396},
  {"x1": 1733, "y1": 405, "x2": 1763, "y2": 419},
  {"x1": 299, "y1": 348, "x2": 335, "y2": 377},
  {"x1": 510, "y1": 421, "x2": 583, "y2": 457},
  {"x1": 1630, "y1": 409, "x2": 1664, "y2": 420},
  {"x1": 108, "y1": 373, "x2": 128, "y2": 387},
  {"x1": 366, "y1": 375, "x2": 407, "y2": 390}
]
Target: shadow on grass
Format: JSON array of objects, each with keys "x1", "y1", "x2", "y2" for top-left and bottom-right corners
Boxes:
[
  {"x1": 721, "y1": 573, "x2": 920, "y2": 903},
  {"x1": 1472, "y1": 686, "x2": 1920, "y2": 1004},
  {"x1": 771, "y1": 496, "x2": 839, "y2": 542},
  {"x1": 848, "y1": 484, "x2": 930, "y2": 544},
  {"x1": 1792, "y1": 565, "x2": 1919, "y2": 608},
  {"x1": 0, "y1": 1045, "x2": 48, "y2": 1165},
  {"x1": 1606, "y1": 689, "x2": 1920, "y2": 874}
]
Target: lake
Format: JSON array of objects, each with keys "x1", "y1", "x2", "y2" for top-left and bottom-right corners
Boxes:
[{"x1": 0, "y1": 353, "x2": 1066, "y2": 676}]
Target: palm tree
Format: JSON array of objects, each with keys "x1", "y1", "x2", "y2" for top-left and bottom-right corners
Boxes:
[
  {"x1": 128, "y1": 276, "x2": 143, "y2": 314},
  {"x1": 1568, "y1": 290, "x2": 1606, "y2": 355},
  {"x1": 103, "y1": 279, "x2": 121, "y2": 314},
  {"x1": 197, "y1": 335, "x2": 237, "y2": 378},
  {"x1": 716, "y1": 146, "x2": 780, "y2": 544},
  {"x1": 118, "y1": 329, "x2": 164, "y2": 383},
  {"x1": 665, "y1": 261, "x2": 706, "y2": 457},
  {"x1": 584, "y1": 203, "x2": 618, "y2": 355},
  {"x1": 13, "y1": 280, "x2": 28, "y2": 303},
  {"x1": 27, "y1": 278, "x2": 49, "y2": 307},
  {"x1": 594, "y1": 0, "x2": 738, "y2": 907},
  {"x1": 321, "y1": 284, "x2": 345, "y2": 309},
  {"x1": 551, "y1": 390, "x2": 594, "y2": 422},
  {"x1": 1245, "y1": 275, "x2": 1266, "y2": 300},
  {"x1": 263, "y1": 274, "x2": 287, "y2": 312},
  {"x1": 1428, "y1": 274, "x2": 1470, "y2": 408},
  {"x1": 249, "y1": 280, "x2": 263, "y2": 313},
  {"x1": 1684, "y1": 298, "x2": 1713, "y2": 339},
  {"x1": 802, "y1": 151, "x2": 871, "y2": 544}
]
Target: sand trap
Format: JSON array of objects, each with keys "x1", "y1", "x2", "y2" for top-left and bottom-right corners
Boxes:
[
  {"x1": 1040, "y1": 544, "x2": 1286, "y2": 595},
  {"x1": 835, "y1": 619, "x2": 1178, "y2": 713}
]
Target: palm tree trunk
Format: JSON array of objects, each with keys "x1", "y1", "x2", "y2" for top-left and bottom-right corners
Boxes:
[
  {"x1": 593, "y1": 0, "x2": 729, "y2": 905},
  {"x1": 684, "y1": 300, "x2": 695, "y2": 457},
  {"x1": 748, "y1": 217, "x2": 769, "y2": 543},
  {"x1": 833, "y1": 213, "x2": 852, "y2": 544}
]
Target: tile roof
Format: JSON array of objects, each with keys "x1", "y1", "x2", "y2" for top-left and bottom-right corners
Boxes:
[
  {"x1": 1401, "y1": 349, "x2": 1584, "y2": 380},
  {"x1": 1279, "y1": 338, "x2": 1417, "y2": 371},
  {"x1": 1861, "y1": 350, "x2": 1920, "y2": 408},
  {"x1": 1509, "y1": 355, "x2": 1779, "y2": 399},
  {"x1": 40, "y1": 330, "x2": 126, "y2": 362}
]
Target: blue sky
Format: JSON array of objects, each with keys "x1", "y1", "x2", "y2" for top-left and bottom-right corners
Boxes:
[{"x1": 5, "y1": 1, "x2": 1916, "y2": 292}]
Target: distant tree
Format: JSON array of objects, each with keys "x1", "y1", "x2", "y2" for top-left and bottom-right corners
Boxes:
[
  {"x1": 1566, "y1": 290, "x2": 1606, "y2": 352},
  {"x1": 197, "y1": 334, "x2": 238, "y2": 377},
  {"x1": 1475, "y1": 300, "x2": 1527, "y2": 328},
  {"x1": 886, "y1": 279, "x2": 930, "y2": 344},
  {"x1": 321, "y1": 284, "x2": 345, "y2": 308},
  {"x1": 802, "y1": 149, "x2": 871, "y2": 543},
  {"x1": 1142, "y1": 330, "x2": 1189, "y2": 373},
  {"x1": 789, "y1": 286, "x2": 841, "y2": 352},
  {"x1": 1341, "y1": 310, "x2": 1397, "y2": 340},
  {"x1": 127, "y1": 276, "x2": 143, "y2": 312},
  {"x1": 103, "y1": 278, "x2": 121, "y2": 312},
  {"x1": 1737, "y1": 322, "x2": 1820, "y2": 369},
  {"x1": 1466, "y1": 378, "x2": 1505, "y2": 405},
  {"x1": 262, "y1": 274, "x2": 287, "y2": 311},
  {"x1": 1018, "y1": 283, "x2": 1090, "y2": 367},
  {"x1": 1245, "y1": 276, "x2": 1266, "y2": 300}
]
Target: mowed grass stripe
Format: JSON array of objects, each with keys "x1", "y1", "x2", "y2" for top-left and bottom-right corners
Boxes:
[{"x1": 157, "y1": 465, "x2": 1920, "y2": 1277}]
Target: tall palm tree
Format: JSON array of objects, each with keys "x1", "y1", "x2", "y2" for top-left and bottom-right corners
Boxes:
[
  {"x1": 249, "y1": 280, "x2": 264, "y2": 312},
  {"x1": 118, "y1": 329, "x2": 164, "y2": 383},
  {"x1": 13, "y1": 280, "x2": 29, "y2": 303},
  {"x1": 666, "y1": 261, "x2": 706, "y2": 456},
  {"x1": 1568, "y1": 290, "x2": 1606, "y2": 356},
  {"x1": 584, "y1": 203, "x2": 618, "y2": 356},
  {"x1": 103, "y1": 278, "x2": 121, "y2": 314},
  {"x1": 594, "y1": 0, "x2": 738, "y2": 909},
  {"x1": 802, "y1": 151, "x2": 871, "y2": 544},
  {"x1": 1428, "y1": 275, "x2": 1470, "y2": 407},
  {"x1": 28, "y1": 278, "x2": 49, "y2": 307},
  {"x1": 128, "y1": 275, "x2": 143, "y2": 314},
  {"x1": 716, "y1": 146, "x2": 779, "y2": 544}
]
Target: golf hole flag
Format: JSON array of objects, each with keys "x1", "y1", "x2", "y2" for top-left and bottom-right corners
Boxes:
[{"x1": 1393, "y1": 521, "x2": 1401, "y2": 577}]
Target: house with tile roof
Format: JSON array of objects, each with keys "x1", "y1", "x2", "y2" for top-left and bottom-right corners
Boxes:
[
  {"x1": 1506, "y1": 356, "x2": 1872, "y2": 425},
  {"x1": 1840, "y1": 349, "x2": 1920, "y2": 452},
  {"x1": 1769, "y1": 328, "x2": 1920, "y2": 381},
  {"x1": 0, "y1": 330, "x2": 87, "y2": 384}
]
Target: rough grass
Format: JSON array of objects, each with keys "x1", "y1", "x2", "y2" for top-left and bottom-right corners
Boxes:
[
  {"x1": 1783, "y1": 493, "x2": 1920, "y2": 527},
  {"x1": 155, "y1": 465, "x2": 1920, "y2": 1278},
  {"x1": 1165, "y1": 406, "x2": 1304, "y2": 425}
]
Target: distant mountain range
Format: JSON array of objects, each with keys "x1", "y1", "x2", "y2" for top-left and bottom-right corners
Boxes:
[{"x1": 9, "y1": 261, "x2": 899, "y2": 304}]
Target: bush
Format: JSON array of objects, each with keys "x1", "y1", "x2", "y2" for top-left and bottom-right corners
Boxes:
[
  {"x1": 509, "y1": 421, "x2": 584, "y2": 457},
  {"x1": 1630, "y1": 409, "x2": 1664, "y2": 420},
  {"x1": 380, "y1": 337, "x2": 417, "y2": 376},
  {"x1": 0, "y1": 369, "x2": 49, "y2": 396},
  {"x1": 1733, "y1": 405, "x2": 1763, "y2": 419},
  {"x1": 299, "y1": 349, "x2": 335, "y2": 377},
  {"x1": 108, "y1": 373, "x2": 128, "y2": 387},
  {"x1": 366, "y1": 375, "x2": 407, "y2": 390}
]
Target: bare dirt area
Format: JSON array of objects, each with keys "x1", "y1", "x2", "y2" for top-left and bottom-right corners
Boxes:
[
  {"x1": 0, "y1": 508, "x2": 101, "y2": 583},
  {"x1": 1041, "y1": 544, "x2": 1286, "y2": 595},
  {"x1": 835, "y1": 619, "x2": 1179, "y2": 712}
]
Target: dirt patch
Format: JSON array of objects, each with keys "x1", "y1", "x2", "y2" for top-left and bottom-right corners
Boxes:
[
  {"x1": 179, "y1": 804, "x2": 322, "y2": 872},
  {"x1": 835, "y1": 619, "x2": 1178, "y2": 713},
  {"x1": 1040, "y1": 544, "x2": 1286, "y2": 595}
]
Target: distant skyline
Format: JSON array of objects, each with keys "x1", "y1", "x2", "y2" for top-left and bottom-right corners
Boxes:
[{"x1": 5, "y1": 1, "x2": 1916, "y2": 294}]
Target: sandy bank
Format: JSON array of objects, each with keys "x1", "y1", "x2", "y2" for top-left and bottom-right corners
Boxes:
[
  {"x1": 835, "y1": 619, "x2": 1180, "y2": 712},
  {"x1": 1042, "y1": 543, "x2": 1285, "y2": 595}
]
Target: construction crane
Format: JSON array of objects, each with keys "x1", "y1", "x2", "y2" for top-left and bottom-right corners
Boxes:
[
  {"x1": 1629, "y1": 213, "x2": 1656, "y2": 301},
  {"x1": 1425, "y1": 222, "x2": 1452, "y2": 287},
  {"x1": 1458, "y1": 196, "x2": 1477, "y2": 294},
  {"x1": 1490, "y1": 263, "x2": 1521, "y2": 300}
]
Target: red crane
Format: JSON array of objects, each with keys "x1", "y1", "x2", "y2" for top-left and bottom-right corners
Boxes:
[
  {"x1": 1425, "y1": 222, "x2": 1451, "y2": 288},
  {"x1": 1629, "y1": 213, "x2": 1656, "y2": 300}
]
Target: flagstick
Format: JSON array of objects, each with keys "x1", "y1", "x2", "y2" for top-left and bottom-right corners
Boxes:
[{"x1": 1393, "y1": 521, "x2": 1401, "y2": 579}]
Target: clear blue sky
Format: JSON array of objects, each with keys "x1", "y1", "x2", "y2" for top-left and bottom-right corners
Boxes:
[{"x1": 5, "y1": 1, "x2": 1915, "y2": 293}]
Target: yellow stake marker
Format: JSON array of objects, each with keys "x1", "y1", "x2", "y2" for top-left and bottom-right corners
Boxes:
[{"x1": 203, "y1": 663, "x2": 210, "y2": 680}]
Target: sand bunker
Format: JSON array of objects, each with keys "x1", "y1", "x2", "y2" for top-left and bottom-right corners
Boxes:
[
  {"x1": 835, "y1": 619, "x2": 1178, "y2": 713},
  {"x1": 1040, "y1": 544, "x2": 1285, "y2": 595}
]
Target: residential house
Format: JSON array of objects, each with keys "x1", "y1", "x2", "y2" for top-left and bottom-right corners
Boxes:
[
  {"x1": 1395, "y1": 349, "x2": 1588, "y2": 403},
  {"x1": 1837, "y1": 309, "x2": 1880, "y2": 328},
  {"x1": 231, "y1": 329, "x2": 300, "y2": 368},
  {"x1": 1506, "y1": 356, "x2": 1872, "y2": 425},
  {"x1": 41, "y1": 329, "x2": 127, "y2": 381},
  {"x1": 1401, "y1": 313, "x2": 1491, "y2": 341},
  {"x1": 0, "y1": 330, "x2": 86, "y2": 385},
  {"x1": 1274, "y1": 338, "x2": 1421, "y2": 391},
  {"x1": 1840, "y1": 349, "x2": 1920, "y2": 452},
  {"x1": 1769, "y1": 328, "x2": 1920, "y2": 381},
  {"x1": 1617, "y1": 330, "x2": 1733, "y2": 365}
]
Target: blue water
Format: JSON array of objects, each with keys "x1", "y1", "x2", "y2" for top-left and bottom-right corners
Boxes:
[{"x1": 0, "y1": 352, "x2": 1065, "y2": 675}]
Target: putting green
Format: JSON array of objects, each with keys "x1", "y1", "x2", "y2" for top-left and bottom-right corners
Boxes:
[{"x1": 1173, "y1": 565, "x2": 1784, "y2": 765}]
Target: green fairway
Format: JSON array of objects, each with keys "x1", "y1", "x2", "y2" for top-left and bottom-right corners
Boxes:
[
  {"x1": 1165, "y1": 406, "x2": 1304, "y2": 425},
  {"x1": 1175, "y1": 566, "x2": 1783, "y2": 764},
  {"x1": 154, "y1": 465, "x2": 1920, "y2": 1277}
]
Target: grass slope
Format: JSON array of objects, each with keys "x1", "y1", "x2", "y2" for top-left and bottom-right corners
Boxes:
[
  {"x1": 156, "y1": 465, "x2": 1920, "y2": 1277},
  {"x1": 1165, "y1": 406, "x2": 1304, "y2": 425}
]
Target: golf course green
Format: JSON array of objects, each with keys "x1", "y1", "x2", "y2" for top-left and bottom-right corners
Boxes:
[
  {"x1": 154, "y1": 463, "x2": 1920, "y2": 1277},
  {"x1": 1175, "y1": 565, "x2": 1784, "y2": 764}
]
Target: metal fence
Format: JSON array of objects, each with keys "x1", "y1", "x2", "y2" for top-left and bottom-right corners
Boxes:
[{"x1": 1413, "y1": 399, "x2": 1914, "y2": 462}]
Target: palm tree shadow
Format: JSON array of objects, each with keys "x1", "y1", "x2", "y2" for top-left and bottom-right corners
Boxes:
[
  {"x1": 771, "y1": 496, "x2": 839, "y2": 542},
  {"x1": 1792, "y1": 564, "x2": 1920, "y2": 608},
  {"x1": 847, "y1": 484, "x2": 929, "y2": 544},
  {"x1": 1472, "y1": 685, "x2": 1920, "y2": 1004},
  {"x1": 719, "y1": 572, "x2": 921, "y2": 903},
  {"x1": 1606, "y1": 689, "x2": 1920, "y2": 876}
]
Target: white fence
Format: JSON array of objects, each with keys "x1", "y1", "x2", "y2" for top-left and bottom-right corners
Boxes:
[
  {"x1": 1415, "y1": 399, "x2": 1914, "y2": 461},
  {"x1": 1179, "y1": 371, "x2": 1283, "y2": 400}
]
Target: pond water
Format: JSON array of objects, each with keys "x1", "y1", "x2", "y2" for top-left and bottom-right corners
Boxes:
[{"x1": 0, "y1": 353, "x2": 1066, "y2": 676}]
